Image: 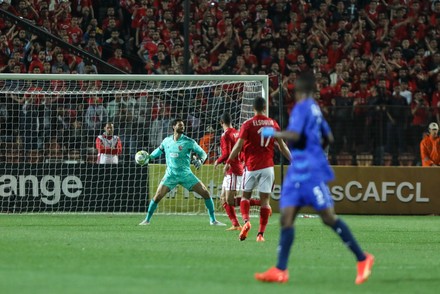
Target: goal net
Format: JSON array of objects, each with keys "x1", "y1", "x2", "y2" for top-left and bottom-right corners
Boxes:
[{"x1": 0, "y1": 74, "x2": 268, "y2": 214}]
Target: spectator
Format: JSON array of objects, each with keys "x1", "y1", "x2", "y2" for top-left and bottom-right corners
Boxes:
[
  {"x1": 3, "y1": 0, "x2": 440, "y2": 165},
  {"x1": 420, "y1": 122, "x2": 440, "y2": 167},
  {"x1": 28, "y1": 50, "x2": 46, "y2": 73},
  {"x1": 63, "y1": 118, "x2": 85, "y2": 155},
  {"x1": 13, "y1": 90, "x2": 42, "y2": 160},
  {"x1": 51, "y1": 52, "x2": 69, "y2": 73},
  {"x1": 331, "y1": 83, "x2": 354, "y2": 154},
  {"x1": 41, "y1": 95, "x2": 60, "y2": 146},
  {"x1": 103, "y1": 29, "x2": 124, "y2": 60},
  {"x1": 386, "y1": 85, "x2": 409, "y2": 164},
  {"x1": 432, "y1": 81, "x2": 440, "y2": 125},
  {"x1": 85, "y1": 96, "x2": 108, "y2": 145},
  {"x1": 107, "y1": 48, "x2": 132, "y2": 73},
  {"x1": 83, "y1": 19, "x2": 103, "y2": 44},
  {"x1": 84, "y1": 37, "x2": 102, "y2": 59},
  {"x1": 149, "y1": 102, "x2": 171, "y2": 148},
  {"x1": 411, "y1": 90, "x2": 430, "y2": 163},
  {"x1": 95, "y1": 122, "x2": 122, "y2": 164},
  {"x1": 366, "y1": 85, "x2": 387, "y2": 164},
  {"x1": 353, "y1": 80, "x2": 370, "y2": 149},
  {"x1": 107, "y1": 94, "x2": 122, "y2": 122},
  {"x1": 330, "y1": 62, "x2": 344, "y2": 86},
  {"x1": 199, "y1": 125, "x2": 216, "y2": 164},
  {"x1": 397, "y1": 80, "x2": 412, "y2": 105},
  {"x1": 114, "y1": 94, "x2": 138, "y2": 161}
]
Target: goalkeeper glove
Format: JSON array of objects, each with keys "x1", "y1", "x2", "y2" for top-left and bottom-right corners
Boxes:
[{"x1": 192, "y1": 158, "x2": 203, "y2": 170}]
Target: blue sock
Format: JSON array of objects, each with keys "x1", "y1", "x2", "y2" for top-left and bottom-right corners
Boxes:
[
  {"x1": 332, "y1": 219, "x2": 366, "y2": 261},
  {"x1": 146, "y1": 200, "x2": 158, "y2": 222},
  {"x1": 204, "y1": 198, "x2": 216, "y2": 222},
  {"x1": 276, "y1": 227, "x2": 295, "y2": 270}
]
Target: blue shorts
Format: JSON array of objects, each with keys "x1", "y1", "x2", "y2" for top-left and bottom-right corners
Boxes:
[{"x1": 280, "y1": 180, "x2": 334, "y2": 211}]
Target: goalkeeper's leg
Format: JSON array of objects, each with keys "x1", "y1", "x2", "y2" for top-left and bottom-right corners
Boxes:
[
  {"x1": 191, "y1": 181, "x2": 226, "y2": 226},
  {"x1": 139, "y1": 184, "x2": 170, "y2": 225}
]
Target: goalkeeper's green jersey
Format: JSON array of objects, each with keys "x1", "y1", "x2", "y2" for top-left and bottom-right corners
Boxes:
[{"x1": 150, "y1": 134, "x2": 207, "y2": 176}]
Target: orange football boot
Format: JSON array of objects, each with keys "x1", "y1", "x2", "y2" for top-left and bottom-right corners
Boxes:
[
  {"x1": 355, "y1": 253, "x2": 375, "y2": 285},
  {"x1": 256, "y1": 233, "x2": 265, "y2": 242},
  {"x1": 226, "y1": 225, "x2": 242, "y2": 231},
  {"x1": 255, "y1": 267, "x2": 289, "y2": 283},
  {"x1": 239, "y1": 221, "x2": 251, "y2": 241}
]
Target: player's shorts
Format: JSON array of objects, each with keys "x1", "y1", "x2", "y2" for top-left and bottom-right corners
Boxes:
[
  {"x1": 242, "y1": 166, "x2": 274, "y2": 194},
  {"x1": 222, "y1": 174, "x2": 242, "y2": 191},
  {"x1": 160, "y1": 172, "x2": 200, "y2": 191},
  {"x1": 280, "y1": 179, "x2": 334, "y2": 211}
]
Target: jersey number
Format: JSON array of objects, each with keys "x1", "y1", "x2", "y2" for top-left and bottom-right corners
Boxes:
[
  {"x1": 257, "y1": 128, "x2": 271, "y2": 147},
  {"x1": 313, "y1": 186, "x2": 325, "y2": 206}
]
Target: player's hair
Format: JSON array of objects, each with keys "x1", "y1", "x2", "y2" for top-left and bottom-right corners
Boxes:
[
  {"x1": 253, "y1": 97, "x2": 266, "y2": 112},
  {"x1": 171, "y1": 118, "x2": 184, "y2": 126},
  {"x1": 295, "y1": 72, "x2": 316, "y2": 94},
  {"x1": 220, "y1": 112, "x2": 231, "y2": 125}
]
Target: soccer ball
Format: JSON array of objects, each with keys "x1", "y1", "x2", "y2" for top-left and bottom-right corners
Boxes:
[{"x1": 135, "y1": 150, "x2": 149, "y2": 166}]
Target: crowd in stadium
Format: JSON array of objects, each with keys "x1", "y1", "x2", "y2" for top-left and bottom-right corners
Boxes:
[{"x1": 1, "y1": 0, "x2": 440, "y2": 166}]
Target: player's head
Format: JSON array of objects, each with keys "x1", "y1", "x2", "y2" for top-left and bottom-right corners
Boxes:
[
  {"x1": 253, "y1": 97, "x2": 266, "y2": 114},
  {"x1": 220, "y1": 112, "x2": 231, "y2": 128},
  {"x1": 295, "y1": 72, "x2": 316, "y2": 101},
  {"x1": 172, "y1": 118, "x2": 185, "y2": 134},
  {"x1": 429, "y1": 122, "x2": 439, "y2": 137},
  {"x1": 104, "y1": 123, "x2": 114, "y2": 136}
]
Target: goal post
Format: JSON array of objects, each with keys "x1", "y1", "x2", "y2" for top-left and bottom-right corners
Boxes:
[{"x1": 0, "y1": 74, "x2": 269, "y2": 214}]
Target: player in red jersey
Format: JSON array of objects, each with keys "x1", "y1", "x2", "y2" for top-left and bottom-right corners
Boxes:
[
  {"x1": 215, "y1": 113, "x2": 243, "y2": 231},
  {"x1": 225, "y1": 97, "x2": 291, "y2": 242},
  {"x1": 215, "y1": 113, "x2": 262, "y2": 231}
]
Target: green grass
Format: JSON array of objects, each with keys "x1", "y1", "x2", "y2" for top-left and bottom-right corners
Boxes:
[{"x1": 0, "y1": 214, "x2": 439, "y2": 294}]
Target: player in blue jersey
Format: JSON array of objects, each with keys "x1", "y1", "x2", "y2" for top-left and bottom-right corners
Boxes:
[
  {"x1": 255, "y1": 73, "x2": 374, "y2": 284},
  {"x1": 139, "y1": 118, "x2": 226, "y2": 226}
]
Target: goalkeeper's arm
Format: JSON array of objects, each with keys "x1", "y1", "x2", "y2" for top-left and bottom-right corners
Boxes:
[
  {"x1": 149, "y1": 144, "x2": 165, "y2": 160},
  {"x1": 191, "y1": 141, "x2": 207, "y2": 169}
]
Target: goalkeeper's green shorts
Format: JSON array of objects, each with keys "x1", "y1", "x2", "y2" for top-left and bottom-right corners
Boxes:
[{"x1": 160, "y1": 172, "x2": 200, "y2": 191}]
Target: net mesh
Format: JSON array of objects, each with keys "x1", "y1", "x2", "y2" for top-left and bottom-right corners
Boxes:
[{"x1": 0, "y1": 75, "x2": 266, "y2": 214}]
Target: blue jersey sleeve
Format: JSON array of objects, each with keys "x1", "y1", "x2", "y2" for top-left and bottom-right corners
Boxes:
[
  {"x1": 321, "y1": 118, "x2": 332, "y2": 137},
  {"x1": 287, "y1": 102, "x2": 307, "y2": 134}
]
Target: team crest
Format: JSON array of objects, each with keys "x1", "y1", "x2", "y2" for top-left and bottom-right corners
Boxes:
[{"x1": 178, "y1": 145, "x2": 183, "y2": 151}]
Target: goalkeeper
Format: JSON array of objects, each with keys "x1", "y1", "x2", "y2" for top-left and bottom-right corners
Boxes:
[{"x1": 139, "y1": 118, "x2": 226, "y2": 226}]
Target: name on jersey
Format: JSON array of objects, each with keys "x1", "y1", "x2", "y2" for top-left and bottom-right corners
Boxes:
[{"x1": 252, "y1": 120, "x2": 274, "y2": 126}]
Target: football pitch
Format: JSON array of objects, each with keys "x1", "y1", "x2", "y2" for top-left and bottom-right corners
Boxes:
[{"x1": 0, "y1": 214, "x2": 439, "y2": 294}]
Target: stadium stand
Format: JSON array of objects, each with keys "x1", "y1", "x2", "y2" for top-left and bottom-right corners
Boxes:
[{"x1": 0, "y1": 0, "x2": 440, "y2": 166}]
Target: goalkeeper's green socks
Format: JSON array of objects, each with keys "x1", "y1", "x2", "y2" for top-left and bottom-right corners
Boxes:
[
  {"x1": 204, "y1": 198, "x2": 216, "y2": 223},
  {"x1": 146, "y1": 200, "x2": 158, "y2": 222}
]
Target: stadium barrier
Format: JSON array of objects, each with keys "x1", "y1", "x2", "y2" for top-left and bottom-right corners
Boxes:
[
  {"x1": 149, "y1": 165, "x2": 439, "y2": 215},
  {"x1": 325, "y1": 166, "x2": 439, "y2": 215},
  {"x1": 0, "y1": 163, "x2": 148, "y2": 213},
  {"x1": 1, "y1": 164, "x2": 437, "y2": 215}
]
